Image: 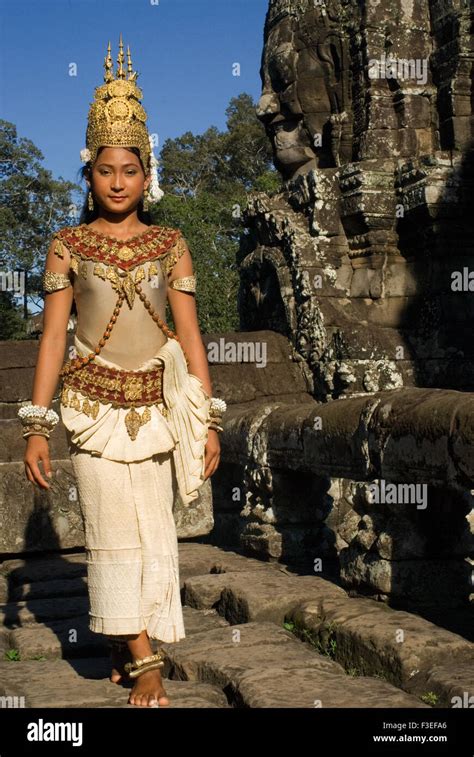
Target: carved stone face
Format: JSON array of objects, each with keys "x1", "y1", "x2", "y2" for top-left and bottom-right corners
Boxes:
[
  {"x1": 256, "y1": 6, "x2": 351, "y2": 179},
  {"x1": 257, "y1": 17, "x2": 315, "y2": 179}
]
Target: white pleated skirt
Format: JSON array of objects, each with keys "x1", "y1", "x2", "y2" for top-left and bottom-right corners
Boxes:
[
  {"x1": 61, "y1": 336, "x2": 212, "y2": 644},
  {"x1": 69, "y1": 444, "x2": 186, "y2": 644}
]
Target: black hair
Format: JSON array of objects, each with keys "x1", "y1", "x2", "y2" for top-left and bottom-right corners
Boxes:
[{"x1": 76, "y1": 145, "x2": 152, "y2": 225}]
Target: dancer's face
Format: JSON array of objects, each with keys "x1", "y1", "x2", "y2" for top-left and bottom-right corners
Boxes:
[{"x1": 88, "y1": 147, "x2": 151, "y2": 215}]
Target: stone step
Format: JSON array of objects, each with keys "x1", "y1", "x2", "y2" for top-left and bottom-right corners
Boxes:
[
  {"x1": 162, "y1": 620, "x2": 427, "y2": 708},
  {"x1": 0, "y1": 596, "x2": 89, "y2": 627},
  {"x1": 180, "y1": 559, "x2": 474, "y2": 707},
  {"x1": 5, "y1": 616, "x2": 107, "y2": 660},
  {"x1": 3, "y1": 607, "x2": 229, "y2": 661},
  {"x1": 415, "y1": 661, "x2": 474, "y2": 709},
  {"x1": 288, "y1": 595, "x2": 474, "y2": 700},
  {"x1": 0, "y1": 543, "x2": 471, "y2": 708},
  {"x1": 0, "y1": 541, "x2": 287, "y2": 586},
  {"x1": 183, "y1": 569, "x2": 347, "y2": 621},
  {"x1": 0, "y1": 544, "x2": 294, "y2": 599},
  {"x1": 177, "y1": 542, "x2": 292, "y2": 579},
  {"x1": 0, "y1": 553, "x2": 86, "y2": 587},
  {"x1": 0, "y1": 659, "x2": 229, "y2": 708},
  {"x1": 6, "y1": 577, "x2": 88, "y2": 603}
]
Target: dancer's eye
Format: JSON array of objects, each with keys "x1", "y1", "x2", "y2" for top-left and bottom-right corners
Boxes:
[{"x1": 98, "y1": 170, "x2": 138, "y2": 175}]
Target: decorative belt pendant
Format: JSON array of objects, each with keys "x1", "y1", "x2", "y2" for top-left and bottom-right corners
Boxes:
[{"x1": 124, "y1": 405, "x2": 151, "y2": 441}]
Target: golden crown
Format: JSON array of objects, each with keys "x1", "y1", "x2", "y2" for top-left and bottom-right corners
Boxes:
[{"x1": 84, "y1": 34, "x2": 152, "y2": 173}]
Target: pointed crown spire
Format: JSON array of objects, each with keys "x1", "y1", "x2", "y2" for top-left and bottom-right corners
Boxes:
[{"x1": 85, "y1": 34, "x2": 151, "y2": 173}]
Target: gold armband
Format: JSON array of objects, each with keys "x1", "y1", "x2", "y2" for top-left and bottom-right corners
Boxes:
[
  {"x1": 168, "y1": 275, "x2": 196, "y2": 293},
  {"x1": 42, "y1": 270, "x2": 72, "y2": 293}
]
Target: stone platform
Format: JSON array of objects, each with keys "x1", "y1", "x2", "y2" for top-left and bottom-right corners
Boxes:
[{"x1": 0, "y1": 544, "x2": 471, "y2": 709}]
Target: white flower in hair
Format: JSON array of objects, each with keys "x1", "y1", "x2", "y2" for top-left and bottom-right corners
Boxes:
[
  {"x1": 80, "y1": 148, "x2": 91, "y2": 163},
  {"x1": 147, "y1": 135, "x2": 164, "y2": 202}
]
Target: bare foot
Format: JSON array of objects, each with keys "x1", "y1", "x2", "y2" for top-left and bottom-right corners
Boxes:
[
  {"x1": 110, "y1": 645, "x2": 132, "y2": 684},
  {"x1": 128, "y1": 668, "x2": 170, "y2": 707}
]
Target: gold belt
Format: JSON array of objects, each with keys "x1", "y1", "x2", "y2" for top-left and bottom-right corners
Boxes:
[{"x1": 60, "y1": 360, "x2": 167, "y2": 441}]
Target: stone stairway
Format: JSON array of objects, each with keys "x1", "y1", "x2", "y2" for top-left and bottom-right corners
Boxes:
[{"x1": 0, "y1": 544, "x2": 472, "y2": 708}]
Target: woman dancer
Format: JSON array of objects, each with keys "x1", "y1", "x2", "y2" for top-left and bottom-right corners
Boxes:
[{"x1": 19, "y1": 35, "x2": 226, "y2": 708}]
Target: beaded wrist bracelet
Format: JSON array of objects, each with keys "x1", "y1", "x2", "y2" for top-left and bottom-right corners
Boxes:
[
  {"x1": 18, "y1": 404, "x2": 60, "y2": 426},
  {"x1": 18, "y1": 404, "x2": 60, "y2": 440},
  {"x1": 208, "y1": 397, "x2": 226, "y2": 433},
  {"x1": 209, "y1": 398, "x2": 226, "y2": 417}
]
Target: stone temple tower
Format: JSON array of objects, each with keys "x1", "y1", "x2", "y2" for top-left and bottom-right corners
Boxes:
[{"x1": 238, "y1": 0, "x2": 474, "y2": 401}]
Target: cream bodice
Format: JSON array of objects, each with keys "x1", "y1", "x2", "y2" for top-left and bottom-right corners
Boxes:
[
  {"x1": 53, "y1": 224, "x2": 185, "y2": 370},
  {"x1": 73, "y1": 257, "x2": 168, "y2": 369}
]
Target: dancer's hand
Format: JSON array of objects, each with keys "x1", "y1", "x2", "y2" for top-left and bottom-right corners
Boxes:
[
  {"x1": 24, "y1": 436, "x2": 53, "y2": 489},
  {"x1": 204, "y1": 429, "x2": 221, "y2": 480}
]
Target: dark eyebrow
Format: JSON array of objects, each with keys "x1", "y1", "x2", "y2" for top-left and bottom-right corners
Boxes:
[{"x1": 96, "y1": 163, "x2": 140, "y2": 168}]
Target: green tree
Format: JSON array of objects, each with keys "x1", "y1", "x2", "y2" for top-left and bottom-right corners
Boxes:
[
  {"x1": 0, "y1": 290, "x2": 26, "y2": 340},
  {"x1": 0, "y1": 120, "x2": 80, "y2": 336}
]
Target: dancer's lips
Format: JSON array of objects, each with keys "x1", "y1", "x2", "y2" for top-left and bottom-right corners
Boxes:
[{"x1": 109, "y1": 196, "x2": 127, "y2": 202}]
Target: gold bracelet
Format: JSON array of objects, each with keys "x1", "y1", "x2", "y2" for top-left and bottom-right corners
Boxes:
[{"x1": 22, "y1": 425, "x2": 52, "y2": 440}]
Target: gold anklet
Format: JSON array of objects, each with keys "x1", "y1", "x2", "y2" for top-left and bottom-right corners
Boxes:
[{"x1": 124, "y1": 651, "x2": 165, "y2": 679}]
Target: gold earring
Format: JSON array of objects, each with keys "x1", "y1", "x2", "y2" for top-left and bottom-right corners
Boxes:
[
  {"x1": 88, "y1": 191, "x2": 94, "y2": 211},
  {"x1": 143, "y1": 190, "x2": 149, "y2": 211}
]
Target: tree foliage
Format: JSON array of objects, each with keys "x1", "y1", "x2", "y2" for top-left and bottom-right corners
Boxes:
[{"x1": 0, "y1": 120, "x2": 80, "y2": 333}]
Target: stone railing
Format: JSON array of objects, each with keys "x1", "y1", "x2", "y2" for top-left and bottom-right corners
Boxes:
[{"x1": 204, "y1": 331, "x2": 474, "y2": 611}]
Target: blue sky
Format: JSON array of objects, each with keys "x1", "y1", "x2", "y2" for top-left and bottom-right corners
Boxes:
[{"x1": 0, "y1": 0, "x2": 269, "y2": 187}]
